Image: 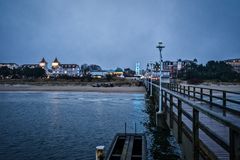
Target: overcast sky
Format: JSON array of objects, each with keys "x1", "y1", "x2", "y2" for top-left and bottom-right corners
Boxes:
[{"x1": 0, "y1": 0, "x2": 239, "y2": 69}]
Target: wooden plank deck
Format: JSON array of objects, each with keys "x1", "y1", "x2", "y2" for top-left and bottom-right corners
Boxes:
[{"x1": 171, "y1": 91, "x2": 240, "y2": 160}]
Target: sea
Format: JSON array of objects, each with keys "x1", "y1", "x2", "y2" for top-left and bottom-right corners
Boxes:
[{"x1": 0, "y1": 91, "x2": 181, "y2": 160}]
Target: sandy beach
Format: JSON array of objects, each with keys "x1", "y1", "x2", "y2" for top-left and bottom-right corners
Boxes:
[
  {"x1": 196, "y1": 84, "x2": 240, "y2": 92},
  {"x1": 0, "y1": 84, "x2": 146, "y2": 93}
]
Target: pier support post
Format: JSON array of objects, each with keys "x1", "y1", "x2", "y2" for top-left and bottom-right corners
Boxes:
[
  {"x1": 156, "y1": 112, "x2": 166, "y2": 128},
  {"x1": 96, "y1": 146, "x2": 105, "y2": 160},
  {"x1": 230, "y1": 129, "x2": 240, "y2": 160}
]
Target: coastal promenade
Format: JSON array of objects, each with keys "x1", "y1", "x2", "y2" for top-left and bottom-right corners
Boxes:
[{"x1": 145, "y1": 80, "x2": 240, "y2": 160}]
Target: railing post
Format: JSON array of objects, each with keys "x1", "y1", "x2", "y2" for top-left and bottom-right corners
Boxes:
[
  {"x1": 180, "y1": 85, "x2": 182, "y2": 94},
  {"x1": 188, "y1": 86, "x2": 190, "y2": 97},
  {"x1": 193, "y1": 87, "x2": 196, "y2": 99},
  {"x1": 200, "y1": 88, "x2": 203, "y2": 101},
  {"x1": 161, "y1": 89, "x2": 164, "y2": 109},
  {"x1": 170, "y1": 95, "x2": 173, "y2": 128},
  {"x1": 164, "y1": 91, "x2": 167, "y2": 113},
  {"x1": 223, "y1": 91, "x2": 226, "y2": 116},
  {"x1": 193, "y1": 108, "x2": 199, "y2": 160},
  {"x1": 210, "y1": 89, "x2": 213, "y2": 106},
  {"x1": 150, "y1": 79, "x2": 152, "y2": 96},
  {"x1": 229, "y1": 129, "x2": 240, "y2": 160},
  {"x1": 183, "y1": 86, "x2": 186, "y2": 96},
  {"x1": 147, "y1": 79, "x2": 149, "y2": 91},
  {"x1": 177, "y1": 99, "x2": 182, "y2": 143}
]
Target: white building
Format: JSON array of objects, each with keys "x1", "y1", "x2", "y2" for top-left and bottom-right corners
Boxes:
[
  {"x1": 0, "y1": 63, "x2": 19, "y2": 69},
  {"x1": 51, "y1": 58, "x2": 80, "y2": 77},
  {"x1": 21, "y1": 64, "x2": 39, "y2": 69}
]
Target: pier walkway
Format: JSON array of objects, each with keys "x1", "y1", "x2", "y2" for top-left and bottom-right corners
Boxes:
[{"x1": 144, "y1": 80, "x2": 240, "y2": 160}]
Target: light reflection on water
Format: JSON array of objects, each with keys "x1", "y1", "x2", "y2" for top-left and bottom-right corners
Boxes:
[{"x1": 0, "y1": 92, "x2": 181, "y2": 160}]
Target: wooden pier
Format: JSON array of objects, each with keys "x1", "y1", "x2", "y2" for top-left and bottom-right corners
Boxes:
[
  {"x1": 105, "y1": 133, "x2": 146, "y2": 160},
  {"x1": 144, "y1": 79, "x2": 240, "y2": 160}
]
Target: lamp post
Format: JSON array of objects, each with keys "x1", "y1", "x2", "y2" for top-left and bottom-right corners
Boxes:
[
  {"x1": 150, "y1": 62, "x2": 153, "y2": 96},
  {"x1": 156, "y1": 42, "x2": 165, "y2": 113}
]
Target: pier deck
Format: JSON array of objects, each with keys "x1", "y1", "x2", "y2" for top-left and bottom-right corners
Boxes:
[{"x1": 145, "y1": 80, "x2": 240, "y2": 160}]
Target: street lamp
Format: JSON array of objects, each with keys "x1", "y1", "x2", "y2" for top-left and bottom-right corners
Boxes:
[
  {"x1": 150, "y1": 62, "x2": 153, "y2": 96},
  {"x1": 156, "y1": 42, "x2": 165, "y2": 113}
]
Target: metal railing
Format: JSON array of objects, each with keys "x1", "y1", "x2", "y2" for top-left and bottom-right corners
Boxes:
[
  {"x1": 145, "y1": 79, "x2": 240, "y2": 160},
  {"x1": 163, "y1": 83, "x2": 240, "y2": 116}
]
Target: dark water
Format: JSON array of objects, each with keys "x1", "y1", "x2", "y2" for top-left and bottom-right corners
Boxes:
[{"x1": 0, "y1": 91, "x2": 181, "y2": 160}]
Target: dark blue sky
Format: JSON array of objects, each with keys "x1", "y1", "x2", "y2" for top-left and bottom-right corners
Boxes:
[{"x1": 0, "y1": 0, "x2": 240, "y2": 69}]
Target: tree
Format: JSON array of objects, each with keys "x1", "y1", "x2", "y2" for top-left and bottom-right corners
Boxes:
[
  {"x1": 115, "y1": 67, "x2": 123, "y2": 72},
  {"x1": 177, "y1": 60, "x2": 240, "y2": 82},
  {"x1": 33, "y1": 68, "x2": 46, "y2": 78},
  {"x1": 0, "y1": 66, "x2": 12, "y2": 78},
  {"x1": 105, "y1": 74, "x2": 113, "y2": 81},
  {"x1": 22, "y1": 67, "x2": 46, "y2": 79},
  {"x1": 123, "y1": 68, "x2": 135, "y2": 77}
]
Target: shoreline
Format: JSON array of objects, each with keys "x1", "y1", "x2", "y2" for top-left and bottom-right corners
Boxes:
[{"x1": 0, "y1": 84, "x2": 146, "y2": 93}]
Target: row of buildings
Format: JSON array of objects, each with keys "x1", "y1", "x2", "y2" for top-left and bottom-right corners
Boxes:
[
  {"x1": 146, "y1": 58, "x2": 240, "y2": 79},
  {"x1": 0, "y1": 58, "x2": 127, "y2": 78},
  {"x1": 146, "y1": 59, "x2": 198, "y2": 79},
  {"x1": 224, "y1": 58, "x2": 240, "y2": 73}
]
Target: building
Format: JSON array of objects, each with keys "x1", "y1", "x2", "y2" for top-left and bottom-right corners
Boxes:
[
  {"x1": 146, "y1": 59, "x2": 197, "y2": 79},
  {"x1": 21, "y1": 64, "x2": 39, "y2": 69},
  {"x1": 0, "y1": 63, "x2": 19, "y2": 69},
  {"x1": 51, "y1": 58, "x2": 80, "y2": 77},
  {"x1": 21, "y1": 57, "x2": 49, "y2": 71},
  {"x1": 61, "y1": 64, "x2": 80, "y2": 76},
  {"x1": 177, "y1": 59, "x2": 197, "y2": 71},
  {"x1": 39, "y1": 58, "x2": 48, "y2": 70},
  {"x1": 224, "y1": 58, "x2": 240, "y2": 73},
  {"x1": 88, "y1": 64, "x2": 107, "y2": 78}
]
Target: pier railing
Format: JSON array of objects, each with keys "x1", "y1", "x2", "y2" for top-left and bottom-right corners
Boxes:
[
  {"x1": 163, "y1": 83, "x2": 240, "y2": 116},
  {"x1": 145, "y1": 79, "x2": 240, "y2": 160}
]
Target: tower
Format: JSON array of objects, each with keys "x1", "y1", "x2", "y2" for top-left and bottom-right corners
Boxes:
[
  {"x1": 52, "y1": 57, "x2": 60, "y2": 69},
  {"x1": 39, "y1": 57, "x2": 48, "y2": 70},
  {"x1": 135, "y1": 62, "x2": 140, "y2": 76}
]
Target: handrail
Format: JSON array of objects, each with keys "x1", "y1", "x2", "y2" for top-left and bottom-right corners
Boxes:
[
  {"x1": 171, "y1": 83, "x2": 240, "y2": 95},
  {"x1": 164, "y1": 83, "x2": 240, "y2": 116},
  {"x1": 150, "y1": 82, "x2": 240, "y2": 132},
  {"x1": 146, "y1": 79, "x2": 240, "y2": 160}
]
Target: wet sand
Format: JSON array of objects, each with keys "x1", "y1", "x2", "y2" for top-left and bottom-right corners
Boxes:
[{"x1": 0, "y1": 84, "x2": 145, "y2": 93}]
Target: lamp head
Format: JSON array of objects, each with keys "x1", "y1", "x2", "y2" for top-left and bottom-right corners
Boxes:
[{"x1": 156, "y1": 42, "x2": 165, "y2": 49}]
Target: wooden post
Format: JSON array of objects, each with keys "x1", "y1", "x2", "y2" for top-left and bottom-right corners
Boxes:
[
  {"x1": 210, "y1": 89, "x2": 213, "y2": 106},
  {"x1": 200, "y1": 88, "x2": 203, "y2": 101},
  {"x1": 223, "y1": 91, "x2": 226, "y2": 116},
  {"x1": 96, "y1": 146, "x2": 105, "y2": 160},
  {"x1": 183, "y1": 86, "x2": 186, "y2": 96},
  {"x1": 177, "y1": 99, "x2": 182, "y2": 143},
  {"x1": 170, "y1": 95, "x2": 173, "y2": 129},
  {"x1": 193, "y1": 87, "x2": 196, "y2": 99},
  {"x1": 193, "y1": 108, "x2": 199, "y2": 160},
  {"x1": 164, "y1": 91, "x2": 167, "y2": 113},
  {"x1": 161, "y1": 89, "x2": 164, "y2": 108},
  {"x1": 229, "y1": 129, "x2": 240, "y2": 160},
  {"x1": 156, "y1": 112, "x2": 166, "y2": 128}
]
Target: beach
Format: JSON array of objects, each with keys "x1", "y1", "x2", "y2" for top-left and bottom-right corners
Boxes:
[
  {"x1": 197, "y1": 83, "x2": 240, "y2": 92},
  {"x1": 0, "y1": 84, "x2": 145, "y2": 93}
]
